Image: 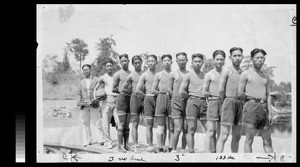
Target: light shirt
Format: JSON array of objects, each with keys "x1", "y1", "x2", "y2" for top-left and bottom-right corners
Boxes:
[{"x1": 85, "y1": 76, "x2": 91, "y2": 96}]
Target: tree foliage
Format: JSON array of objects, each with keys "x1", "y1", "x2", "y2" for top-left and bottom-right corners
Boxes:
[
  {"x1": 67, "y1": 38, "x2": 89, "y2": 70},
  {"x1": 93, "y1": 36, "x2": 120, "y2": 76}
]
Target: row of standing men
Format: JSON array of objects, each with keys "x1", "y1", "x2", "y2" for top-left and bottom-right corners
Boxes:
[{"x1": 77, "y1": 47, "x2": 274, "y2": 153}]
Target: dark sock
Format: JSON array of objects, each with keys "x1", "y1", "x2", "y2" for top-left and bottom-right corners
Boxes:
[
  {"x1": 117, "y1": 129, "x2": 124, "y2": 146},
  {"x1": 124, "y1": 128, "x2": 130, "y2": 147}
]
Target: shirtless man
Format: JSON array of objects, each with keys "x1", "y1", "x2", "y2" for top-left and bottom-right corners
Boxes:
[
  {"x1": 203, "y1": 50, "x2": 226, "y2": 153},
  {"x1": 112, "y1": 54, "x2": 132, "y2": 153},
  {"x1": 136, "y1": 54, "x2": 158, "y2": 152},
  {"x1": 94, "y1": 59, "x2": 118, "y2": 149},
  {"x1": 216, "y1": 47, "x2": 244, "y2": 153},
  {"x1": 152, "y1": 54, "x2": 173, "y2": 153},
  {"x1": 122, "y1": 55, "x2": 144, "y2": 153},
  {"x1": 168, "y1": 52, "x2": 189, "y2": 153},
  {"x1": 179, "y1": 53, "x2": 207, "y2": 153},
  {"x1": 238, "y1": 48, "x2": 274, "y2": 153}
]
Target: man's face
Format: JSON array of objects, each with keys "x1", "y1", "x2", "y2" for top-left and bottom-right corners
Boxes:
[
  {"x1": 251, "y1": 52, "x2": 266, "y2": 69},
  {"x1": 176, "y1": 55, "x2": 188, "y2": 69},
  {"x1": 120, "y1": 57, "x2": 129, "y2": 69},
  {"x1": 133, "y1": 59, "x2": 142, "y2": 71},
  {"x1": 230, "y1": 50, "x2": 243, "y2": 66},
  {"x1": 162, "y1": 57, "x2": 172, "y2": 70},
  {"x1": 192, "y1": 57, "x2": 204, "y2": 70},
  {"x1": 105, "y1": 62, "x2": 113, "y2": 73},
  {"x1": 147, "y1": 56, "x2": 157, "y2": 70},
  {"x1": 83, "y1": 66, "x2": 91, "y2": 77},
  {"x1": 214, "y1": 54, "x2": 225, "y2": 69}
]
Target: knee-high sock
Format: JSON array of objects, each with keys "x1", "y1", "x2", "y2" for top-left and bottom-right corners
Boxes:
[
  {"x1": 124, "y1": 128, "x2": 130, "y2": 146},
  {"x1": 117, "y1": 129, "x2": 124, "y2": 146}
]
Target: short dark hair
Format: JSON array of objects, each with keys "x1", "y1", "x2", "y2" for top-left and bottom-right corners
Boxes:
[
  {"x1": 250, "y1": 48, "x2": 267, "y2": 58},
  {"x1": 119, "y1": 54, "x2": 129, "y2": 60},
  {"x1": 176, "y1": 52, "x2": 187, "y2": 59},
  {"x1": 82, "y1": 64, "x2": 91, "y2": 70},
  {"x1": 212, "y1": 50, "x2": 226, "y2": 59},
  {"x1": 148, "y1": 54, "x2": 157, "y2": 61},
  {"x1": 131, "y1": 55, "x2": 143, "y2": 64},
  {"x1": 105, "y1": 59, "x2": 114, "y2": 65},
  {"x1": 192, "y1": 53, "x2": 204, "y2": 61},
  {"x1": 161, "y1": 54, "x2": 172, "y2": 61},
  {"x1": 229, "y1": 47, "x2": 243, "y2": 55}
]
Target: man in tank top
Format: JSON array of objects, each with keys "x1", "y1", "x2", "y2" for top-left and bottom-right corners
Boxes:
[
  {"x1": 94, "y1": 59, "x2": 118, "y2": 149},
  {"x1": 238, "y1": 48, "x2": 274, "y2": 153},
  {"x1": 152, "y1": 54, "x2": 173, "y2": 153},
  {"x1": 122, "y1": 55, "x2": 144, "y2": 153},
  {"x1": 203, "y1": 50, "x2": 226, "y2": 153},
  {"x1": 179, "y1": 53, "x2": 207, "y2": 153},
  {"x1": 135, "y1": 54, "x2": 158, "y2": 152},
  {"x1": 112, "y1": 54, "x2": 132, "y2": 153},
  {"x1": 168, "y1": 52, "x2": 189, "y2": 153},
  {"x1": 216, "y1": 47, "x2": 244, "y2": 153}
]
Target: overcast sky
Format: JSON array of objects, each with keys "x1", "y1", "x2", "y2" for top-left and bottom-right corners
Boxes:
[{"x1": 37, "y1": 4, "x2": 296, "y2": 83}]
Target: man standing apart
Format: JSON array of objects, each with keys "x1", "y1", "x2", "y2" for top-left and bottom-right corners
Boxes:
[
  {"x1": 152, "y1": 54, "x2": 173, "y2": 153},
  {"x1": 168, "y1": 52, "x2": 189, "y2": 153},
  {"x1": 179, "y1": 53, "x2": 207, "y2": 153},
  {"x1": 94, "y1": 59, "x2": 118, "y2": 149},
  {"x1": 112, "y1": 54, "x2": 132, "y2": 153},
  {"x1": 203, "y1": 50, "x2": 226, "y2": 153},
  {"x1": 122, "y1": 55, "x2": 144, "y2": 153},
  {"x1": 77, "y1": 64, "x2": 105, "y2": 147},
  {"x1": 216, "y1": 47, "x2": 244, "y2": 153},
  {"x1": 238, "y1": 48, "x2": 274, "y2": 153},
  {"x1": 136, "y1": 54, "x2": 158, "y2": 153}
]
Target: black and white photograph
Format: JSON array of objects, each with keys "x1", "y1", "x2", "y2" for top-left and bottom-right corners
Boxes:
[{"x1": 36, "y1": 4, "x2": 296, "y2": 162}]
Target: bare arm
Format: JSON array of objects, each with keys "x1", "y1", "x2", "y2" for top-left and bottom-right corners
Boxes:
[
  {"x1": 203, "y1": 72, "x2": 212, "y2": 97},
  {"x1": 112, "y1": 72, "x2": 120, "y2": 93},
  {"x1": 237, "y1": 71, "x2": 248, "y2": 101},
  {"x1": 168, "y1": 72, "x2": 175, "y2": 97},
  {"x1": 122, "y1": 74, "x2": 133, "y2": 91},
  {"x1": 179, "y1": 74, "x2": 190, "y2": 99},
  {"x1": 218, "y1": 68, "x2": 229, "y2": 102},
  {"x1": 136, "y1": 73, "x2": 146, "y2": 92},
  {"x1": 151, "y1": 72, "x2": 160, "y2": 95}
]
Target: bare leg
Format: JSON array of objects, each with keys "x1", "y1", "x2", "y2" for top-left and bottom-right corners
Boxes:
[
  {"x1": 186, "y1": 119, "x2": 197, "y2": 153},
  {"x1": 231, "y1": 125, "x2": 242, "y2": 153},
  {"x1": 145, "y1": 118, "x2": 154, "y2": 147},
  {"x1": 259, "y1": 129, "x2": 274, "y2": 153},
  {"x1": 156, "y1": 116, "x2": 166, "y2": 149},
  {"x1": 131, "y1": 114, "x2": 139, "y2": 146},
  {"x1": 171, "y1": 118, "x2": 182, "y2": 150},
  {"x1": 244, "y1": 126, "x2": 257, "y2": 153},
  {"x1": 216, "y1": 125, "x2": 230, "y2": 153},
  {"x1": 204, "y1": 121, "x2": 216, "y2": 153}
]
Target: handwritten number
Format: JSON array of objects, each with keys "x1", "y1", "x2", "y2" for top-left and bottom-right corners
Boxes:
[{"x1": 175, "y1": 155, "x2": 180, "y2": 161}]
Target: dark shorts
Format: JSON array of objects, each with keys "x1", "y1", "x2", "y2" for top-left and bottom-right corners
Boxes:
[
  {"x1": 171, "y1": 96, "x2": 187, "y2": 119},
  {"x1": 220, "y1": 97, "x2": 243, "y2": 126},
  {"x1": 243, "y1": 101, "x2": 270, "y2": 130},
  {"x1": 130, "y1": 93, "x2": 144, "y2": 115},
  {"x1": 186, "y1": 97, "x2": 207, "y2": 120},
  {"x1": 116, "y1": 93, "x2": 131, "y2": 115},
  {"x1": 155, "y1": 93, "x2": 172, "y2": 117},
  {"x1": 144, "y1": 95, "x2": 157, "y2": 119},
  {"x1": 207, "y1": 99, "x2": 222, "y2": 121}
]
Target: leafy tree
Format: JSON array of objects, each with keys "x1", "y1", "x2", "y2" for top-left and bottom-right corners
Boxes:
[
  {"x1": 93, "y1": 36, "x2": 120, "y2": 76},
  {"x1": 67, "y1": 38, "x2": 89, "y2": 71},
  {"x1": 62, "y1": 48, "x2": 71, "y2": 72}
]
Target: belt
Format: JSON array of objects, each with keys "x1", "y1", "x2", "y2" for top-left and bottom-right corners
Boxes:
[
  {"x1": 159, "y1": 92, "x2": 169, "y2": 95},
  {"x1": 246, "y1": 96, "x2": 267, "y2": 103},
  {"x1": 189, "y1": 96, "x2": 206, "y2": 100},
  {"x1": 225, "y1": 96, "x2": 237, "y2": 99},
  {"x1": 146, "y1": 94, "x2": 155, "y2": 96},
  {"x1": 208, "y1": 96, "x2": 219, "y2": 101}
]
